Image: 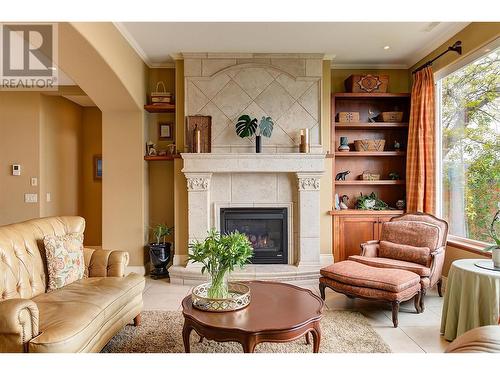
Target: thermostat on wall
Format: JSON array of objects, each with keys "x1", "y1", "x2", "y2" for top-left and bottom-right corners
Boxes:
[{"x1": 12, "y1": 164, "x2": 21, "y2": 176}]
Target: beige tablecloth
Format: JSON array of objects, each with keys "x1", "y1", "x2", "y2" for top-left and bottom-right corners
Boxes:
[{"x1": 441, "y1": 259, "x2": 500, "y2": 341}]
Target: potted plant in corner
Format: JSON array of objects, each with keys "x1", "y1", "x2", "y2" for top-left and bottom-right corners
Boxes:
[
  {"x1": 149, "y1": 224, "x2": 174, "y2": 279},
  {"x1": 483, "y1": 203, "x2": 500, "y2": 268},
  {"x1": 235, "y1": 115, "x2": 274, "y2": 153},
  {"x1": 189, "y1": 229, "x2": 253, "y2": 299}
]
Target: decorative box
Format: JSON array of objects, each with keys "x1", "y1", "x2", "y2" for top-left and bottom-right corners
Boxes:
[
  {"x1": 361, "y1": 171, "x2": 380, "y2": 181},
  {"x1": 380, "y1": 112, "x2": 404, "y2": 122},
  {"x1": 338, "y1": 112, "x2": 360, "y2": 123},
  {"x1": 354, "y1": 139, "x2": 386, "y2": 152},
  {"x1": 345, "y1": 74, "x2": 389, "y2": 93}
]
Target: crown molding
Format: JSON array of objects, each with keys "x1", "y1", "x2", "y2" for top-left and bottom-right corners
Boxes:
[{"x1": 331, "y1": 62, "x2": 408, "y2": 70}]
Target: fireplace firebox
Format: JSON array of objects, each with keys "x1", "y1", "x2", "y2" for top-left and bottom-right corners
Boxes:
[{"x1": 220, "y1": 207, "x2": 288, "y2": 264}]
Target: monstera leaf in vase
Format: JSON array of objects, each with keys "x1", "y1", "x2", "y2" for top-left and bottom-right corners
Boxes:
[{"x1": 235, "y1": 115, "x2": 274, "y2": 153}]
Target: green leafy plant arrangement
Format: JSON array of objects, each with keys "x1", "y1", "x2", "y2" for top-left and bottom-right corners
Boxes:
[
  {"x1": 235, "y1": 115, "x2": 274, "y2": 138},
  {"x1": 188, "y1": 229, "x2": 253, "y2": 299},
  {"x1": 356, "y1": 192, "x2": 389, "y2": 210},
  {"x1": 484, "y1": 205, "x2": 500, "y2": 251},
  {"x1": 150, "y1": 224, "x2": 174, "y2": 244}
]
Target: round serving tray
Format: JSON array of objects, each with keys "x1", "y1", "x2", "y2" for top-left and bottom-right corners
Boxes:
[
  {"x1": 192, "y1": 282, "x2": 251, "y2": 312},
  {"x1": 474, "y1": 260, "x2": 500, "y2": 272}
]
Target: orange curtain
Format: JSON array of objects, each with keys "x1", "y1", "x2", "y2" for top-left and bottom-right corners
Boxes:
[{"x1": 406, "y1": 66, "x2": 435, "y2": 214}]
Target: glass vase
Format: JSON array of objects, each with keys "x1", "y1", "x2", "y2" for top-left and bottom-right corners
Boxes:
[{"x1": 208, "y1": 271, "x2": 229, "y2": 299}]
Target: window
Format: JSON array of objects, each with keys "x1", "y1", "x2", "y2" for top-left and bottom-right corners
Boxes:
[{"x1": 436, "y1": 41, "x2": 500, "y2": 243}]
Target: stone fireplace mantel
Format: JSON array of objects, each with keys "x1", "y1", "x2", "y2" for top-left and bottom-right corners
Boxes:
[
  {"x1": 181, "y1": 153, "x2": 326, "y2": 174},
  {"x1": 169, "y1": 152, "x2": 328, "y2": 285}
]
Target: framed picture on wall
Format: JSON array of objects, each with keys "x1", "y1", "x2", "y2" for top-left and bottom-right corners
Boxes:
[
  {"x1": 158, "y1": 122, "x2": 174, "y2": 141},
  {"x1": 94, "y1": 155, "x2": 102, "y2": 180}
]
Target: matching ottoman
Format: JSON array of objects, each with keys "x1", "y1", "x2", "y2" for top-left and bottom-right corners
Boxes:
[{"x1": 319, "y1": 260, "x2": 422, "y2": 327}]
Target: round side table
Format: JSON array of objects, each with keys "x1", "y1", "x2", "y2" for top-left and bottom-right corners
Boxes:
[{"x1": 441, "y1": 258, "x2": 500, "y2": 341}]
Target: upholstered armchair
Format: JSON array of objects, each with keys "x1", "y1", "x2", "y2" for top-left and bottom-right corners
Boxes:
[{"x1": 349, "y1": 213, "x2": 448, "y2": 311}]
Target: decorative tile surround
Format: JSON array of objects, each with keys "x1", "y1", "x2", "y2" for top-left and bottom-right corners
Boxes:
[
  {"x1": 169, "y1": 153, "x2": 328, "y2": 284},
  {"x1": 184, "y1": 53, "x2": 324, "y2": 153}
]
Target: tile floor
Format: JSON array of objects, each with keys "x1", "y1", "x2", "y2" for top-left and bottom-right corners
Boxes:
[{"x1": 142, "y1": 277, "x2": 449, "y2": 353}]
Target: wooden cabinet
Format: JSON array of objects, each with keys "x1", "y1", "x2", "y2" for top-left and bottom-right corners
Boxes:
[{"x1": 332, "y1": 211, "x2": 401, "y2": 262}]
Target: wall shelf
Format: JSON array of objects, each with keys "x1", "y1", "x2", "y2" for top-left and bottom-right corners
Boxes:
[
  {"x1": 335, "y1": 180, "x2": 405, "y2": 185},
  {"x1": 144, "y1": 103, "x2": 176, "y2": 113},
  {"x1": 335, "y1": 151, "x2": 406, "y2": 157},
  {"x1": 144, "y1": 154, "x2": 181, "y2": 161},
  {"x1": 335, "y1": 122, "x2": 408, "y2": 129},
  {"x1": 328, "y1": 209, "x2": 405, "y2": 216},
  {"x1": 334, "y1": 92, "x2": 410, "y2": 98}
]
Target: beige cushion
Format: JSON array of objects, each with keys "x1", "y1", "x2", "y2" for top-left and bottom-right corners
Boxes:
[
  {"x1": 349, "y1": 255, "x2": 431, "y2": 276},
  {"x1": 446, "y1": 325, "x2": 500, "y2": 353},
  {"x1": 43, "y1": 233, "x2": 85, "y2": 291},
  {"x1": 29, "y1": 273, "x2": 144, "y2": 353},
  {"x1": 381, "y1": 221, "x2": 440, "y2": 250},
  {"x1": 379, "y1": 240, "x2": 431, "y2": 267},
  {"x1": 320, "y1": 260, "x2": 420, "y2": 293}
]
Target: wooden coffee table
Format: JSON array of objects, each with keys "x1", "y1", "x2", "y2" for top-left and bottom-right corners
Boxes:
[{"x1": 181, "y1": 280, "x2": 324, "y2": 353}]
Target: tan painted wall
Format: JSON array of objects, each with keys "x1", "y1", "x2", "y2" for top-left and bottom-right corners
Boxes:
[
  {"x1": 443, "y1": 246, "x2": 489, "y2": 277},
  {"x1": 331, "y1": 69, "x2": 410, "y2": 93},
  {"x1": 147, "y1": 68, "x2": 175, "y2": 244},
  {"x1": 0, "y1": 92, "x2": 41, "y2": 225},
  {"x1": 58, "y1": 23, "x2": 148, "y2": 267},
  {"x1": 39, "y1": 95, "x2": 82, "y2": 218},
  {"x1": 80, "y1": 107, "x2": 102, "y2": 246},
  {"x1": 173, "y1": 60, "x2": 189, "y2": 263}
]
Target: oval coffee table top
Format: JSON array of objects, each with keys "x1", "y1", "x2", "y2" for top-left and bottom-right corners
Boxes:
[{"x1": 182, "y1": 281, "x2": 324, "y2": 333}]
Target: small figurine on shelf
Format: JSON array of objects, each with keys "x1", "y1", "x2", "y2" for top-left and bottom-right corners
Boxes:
[
  {"x1": 166, "y1": 143, "x2": 176, "y2": 155},
  {"x1": 338, "y1": 136, "x2": 350, "y2": 152},
  {"x1": 396, "y1": 199, "x2": 406, "y2": 210},
  {"x1": 146, "y1": 141, "x2": 157, "y2": 156},
  {"x1": 394, "y1": 140, "x2": 401, "y2": 150},
  {"x1": 388, "y1": 172, "x2": 400, "y2": 180},
  {"x1": 339, "y1": 195, "x2": 349, "y2": 210},
  {"x1": 335, "y1": 170, "x2": 350, "y2": 181},
  {"x1": 368, "y1": 109, "x2": 379, "y2": 123}
]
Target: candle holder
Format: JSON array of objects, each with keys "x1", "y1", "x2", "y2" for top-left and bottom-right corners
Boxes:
[
  {"x1": 193, "y1": 125, "x2": 201, "y2": 153},
  {"x1": 299, "y1": 128, "x2": 310, "y2": 153}
]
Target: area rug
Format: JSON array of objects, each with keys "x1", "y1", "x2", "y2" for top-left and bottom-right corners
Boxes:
[{"x1": 102, "y1": 310, "x2": 391, "y2": 353}]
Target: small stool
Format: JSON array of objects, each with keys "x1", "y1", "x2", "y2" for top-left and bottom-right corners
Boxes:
[{"x1": 319, "y1": 260, "x2": 422, "y2": 327}]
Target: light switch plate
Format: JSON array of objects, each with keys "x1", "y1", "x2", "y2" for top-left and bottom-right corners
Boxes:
[
  {"x1": 46, "y1": 192, "x2": 51, "y2": 202},
  {"x1": 31, "y1": 177, "x2": 38, "y2": 186},
  {"x1": 24, "y1": 193, "x2": 38, "y2": 203},
  {"x1": 12, "y1": 164, "x2": 21, "y2": 176}
]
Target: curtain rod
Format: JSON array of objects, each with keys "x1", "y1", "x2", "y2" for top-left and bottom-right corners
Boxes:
[{"x1": 412, "y1": 41, "x2": 463, "y2": 74}]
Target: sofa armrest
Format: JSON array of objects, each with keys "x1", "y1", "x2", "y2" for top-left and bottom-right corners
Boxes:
[
  {"x1": 0, "y1": 299, "x2": 39, "y2": 352},
  {"x1": 360, "y1": 240, "x2": 380, "y2": 257},
  {"x1": 83, "y1": 248, "x2": 129, "y2": 277}
]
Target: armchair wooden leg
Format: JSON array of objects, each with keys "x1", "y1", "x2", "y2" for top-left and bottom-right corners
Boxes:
[
  {"x1": 133, "y1": 313, "x2": 141, "y2": 327},
  {"x1": 420, "y1": 289, "x2": 426, "y2": 312},
  {"x1": 391, "y1": 301, "x2": 400, "y2": 328},
  {"x1": 319, "y1": 282, "x2": 326, "y2": 300},
  {"x1": 414, "y1": 292, "x2": 422, "y2": 313},
  {"x1": 437, "y1": 278, "x2": 443, "y2": 297}
]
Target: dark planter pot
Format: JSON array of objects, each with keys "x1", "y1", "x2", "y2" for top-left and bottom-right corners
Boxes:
[
  {"x1": 255, "y1": 135, "x2": 262, "y2": 153},
  {"x1": 149, "y1": 242, "x2": 172, "y2": 279}
]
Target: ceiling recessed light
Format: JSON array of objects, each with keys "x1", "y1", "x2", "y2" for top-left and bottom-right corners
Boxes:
[
  {"x1": 383, "y1": 46, "x2": 390, "y2": 50},
  {"x1": 485, "y1": 48, "x2": 491, "y2": 52},
  {"x1": 49, "y1": 67, "x2": 57, "y2": 71}
]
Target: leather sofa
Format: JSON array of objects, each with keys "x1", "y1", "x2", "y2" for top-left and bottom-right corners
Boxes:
[{"x1": 0, "y1": 216, "x2": 145, "y2": 352}]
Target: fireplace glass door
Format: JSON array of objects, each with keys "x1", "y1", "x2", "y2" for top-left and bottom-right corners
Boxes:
[{"x1": 220, "y1": 208, "x2": 288, "y2": 264}]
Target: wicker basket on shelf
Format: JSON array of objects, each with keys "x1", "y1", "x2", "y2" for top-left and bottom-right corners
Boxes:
[
  {"x1": 380, "y1": 112, "x2": 403, "y2": 122},
  {"x1": 353, "y1": 139, "x2": 386, "y2": 152}
]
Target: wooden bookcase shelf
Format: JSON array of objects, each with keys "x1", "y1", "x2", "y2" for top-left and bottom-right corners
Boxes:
[
  {"x1": 330, "y1": 91, "x2": 411, "y2": 262},
  {"x1": 335, "y1": 151, "x2": 406, "y2": 157},
  {"x1": 328, "y1": 209, "x2": 405, "y2": 216},
  {"x1": 144, "y1": 154, "x2": 181, "y2": 161},
  {"x1": 144, "y1": 103, "x2": 176, "y2": 113},
  {"x1": 335, "y1": 180, "x2": 405, "y2": 185},
  {"x1": 335, "y1": 122, "x2": 408, "y2": 129}
]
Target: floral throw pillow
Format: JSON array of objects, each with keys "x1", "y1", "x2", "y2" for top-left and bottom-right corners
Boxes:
[{"x1": 43, "y1": 233, "x2": 85, "y2": 291}]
